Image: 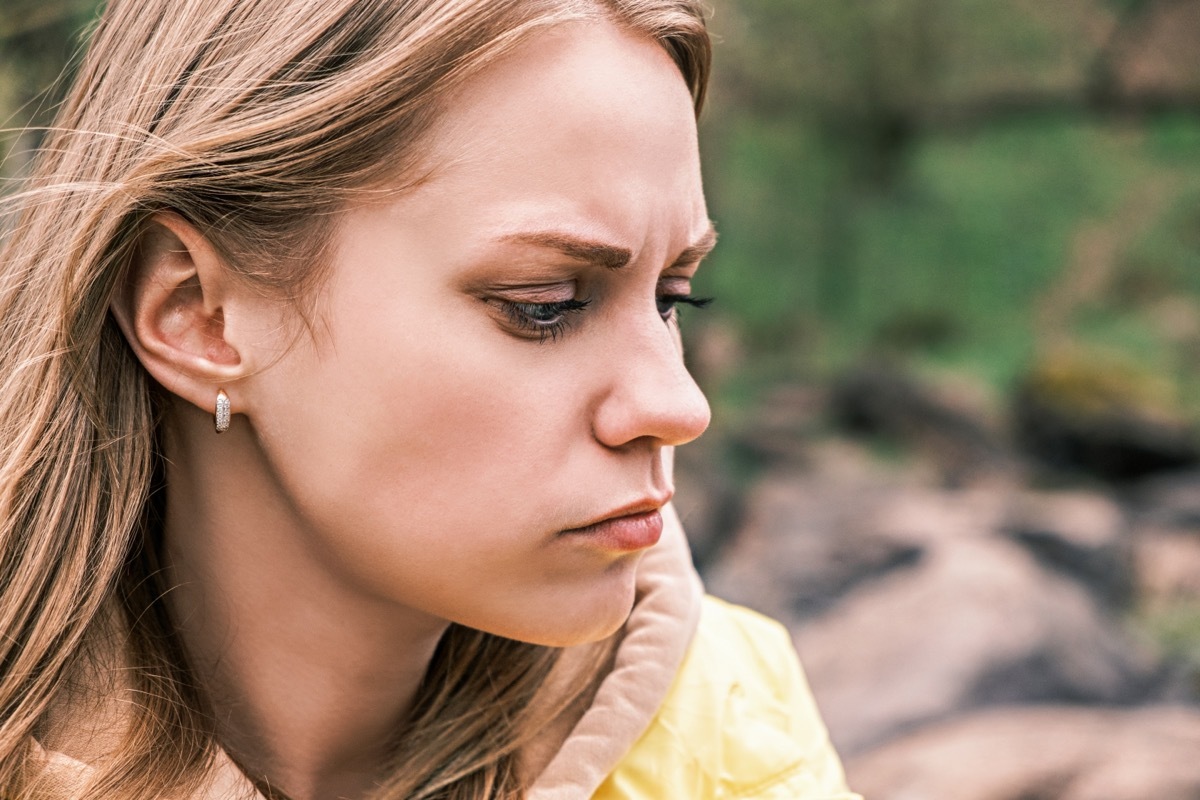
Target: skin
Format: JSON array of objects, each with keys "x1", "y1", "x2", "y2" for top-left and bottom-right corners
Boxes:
[{"x1": 112, "y1": 18, "x2": 711, "y2": 800}]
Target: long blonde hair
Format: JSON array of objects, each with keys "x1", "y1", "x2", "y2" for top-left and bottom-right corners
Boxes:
[{"x1": 0, "y1": 1, "x2": 710, "y2": 798}]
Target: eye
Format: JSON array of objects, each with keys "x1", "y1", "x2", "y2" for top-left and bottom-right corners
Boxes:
[
  {"x1": 656, "y1": 293, "x2": 713, "y2": 321},
  {"x1": 497, "y1": 298, "x2": 590, "y2": 342}
]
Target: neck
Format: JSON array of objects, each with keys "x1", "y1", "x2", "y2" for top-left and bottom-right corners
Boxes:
[{"x1": 160, "y1": 403, "x2": 448, "y2": 800}]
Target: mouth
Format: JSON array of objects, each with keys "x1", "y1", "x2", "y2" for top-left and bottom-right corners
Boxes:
[{"x1": 560, "y1": 496, "x2": 670, "y2": 553}]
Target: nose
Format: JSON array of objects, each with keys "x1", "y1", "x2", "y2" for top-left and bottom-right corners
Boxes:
[{"x1": 591, "y1": 321, "x2": 712, "y2": 450}]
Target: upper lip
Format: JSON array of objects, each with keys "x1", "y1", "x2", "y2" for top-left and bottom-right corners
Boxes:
[{"x1": 565, "y1": 492, "x2": 673, "y2": 532}]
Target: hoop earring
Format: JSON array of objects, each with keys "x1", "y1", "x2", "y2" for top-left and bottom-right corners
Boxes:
[{"x1": 214, "y1": 389, "x2": 231, "y2": 434}]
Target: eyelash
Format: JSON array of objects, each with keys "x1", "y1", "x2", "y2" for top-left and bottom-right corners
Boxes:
[
  {"x1": 499, "y1": 293, "x2": 714, "y2": 343},
  {"x1": 499, "y1": 298, "x2": 591, "y2": 342},
  {"x1": 658, "y1": 293, "x2": 714, "y2": 320}
]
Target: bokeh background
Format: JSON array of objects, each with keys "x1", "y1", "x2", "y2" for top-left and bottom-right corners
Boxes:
[{"x1": 6, "y1": 1, "x2": 1200, "y2": 797}]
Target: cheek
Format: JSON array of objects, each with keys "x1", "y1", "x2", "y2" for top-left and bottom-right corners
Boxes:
[
  {"x1": 252, "y1": 327, "x2": 642, "y2": 645},
  {"x1": 250, "y1": 302, "x2": 627, "y2": 615}
]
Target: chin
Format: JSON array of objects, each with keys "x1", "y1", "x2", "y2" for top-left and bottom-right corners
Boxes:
[
  {"x1": 529, "y1": 604, "x2": 633, "y2": 648},
  {"x1": 494, "y1": 561, "x2": 641, "y2": 648}
]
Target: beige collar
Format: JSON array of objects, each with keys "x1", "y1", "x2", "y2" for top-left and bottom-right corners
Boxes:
[
  {"x1": 30, "y1": 507, "x2": 703, "y2": 799},
  {"x1": 526, "y1": 504, "x2": 704, "y2": 798}
]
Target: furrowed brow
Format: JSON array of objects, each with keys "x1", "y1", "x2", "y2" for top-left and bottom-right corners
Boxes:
[
  {"x1": 671, "y1": 224, "x2": 718, "y2": 268},
  {"x1": 499, "y1": 231, "x2": 632, "y2": 270}
]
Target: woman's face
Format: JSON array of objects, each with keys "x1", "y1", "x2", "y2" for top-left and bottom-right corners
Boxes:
[{"x1": 240, "y1": 20, "x2": 711, "y2": 646}]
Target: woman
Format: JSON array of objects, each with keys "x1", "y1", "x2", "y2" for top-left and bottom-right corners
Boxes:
[{"x1": 0, "y1": 1, "x2": 860, "y2": 798}]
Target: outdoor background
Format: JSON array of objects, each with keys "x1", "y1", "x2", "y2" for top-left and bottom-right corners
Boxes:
[{"x1": 5, "y1": 1, "x2": 1200, "y2": 797}]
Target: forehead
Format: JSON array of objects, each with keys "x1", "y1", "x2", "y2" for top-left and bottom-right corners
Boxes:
[{"x1": 398, "y1": 19, "x2": 708, "y2": 250}]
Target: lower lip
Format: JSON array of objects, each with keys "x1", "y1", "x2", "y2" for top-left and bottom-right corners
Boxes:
[{"x1": 562, "y1": 510, "x2": 663, "y2": 552}]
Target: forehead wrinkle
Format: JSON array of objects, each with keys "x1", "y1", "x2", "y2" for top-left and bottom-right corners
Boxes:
[{"x1": 498, "y1": 231, "x2": 632, "y2": 270}]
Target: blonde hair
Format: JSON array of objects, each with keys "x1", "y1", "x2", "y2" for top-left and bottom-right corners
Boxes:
[{"x1": 0, "y1": 1, "x2": 710, "y2": 798}]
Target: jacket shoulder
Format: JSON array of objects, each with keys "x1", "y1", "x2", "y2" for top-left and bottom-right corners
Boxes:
[{"x1": 593, "y1": 596, "x2": 861, "y2": 800}]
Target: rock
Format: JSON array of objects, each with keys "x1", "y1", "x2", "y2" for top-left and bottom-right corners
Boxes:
[
  {"x1": 704, "y1": 477, "x2": 1012, "y2": 623},
  {"x1": 1128, "y1": 470, "x2": 1200, "y2": 610},
  {"x1": 1131, "y1": 469, "x2": 1200, "y2": 530},
  {"x1": 672, "y1": 441, "x2": 745, "y2": 572},
  {"x1": 1012, "y1": 352, "x2": 1200, "y2": 482},
  {"x1": 865, "y1": 486, "x2": 1012, "y2": 547},
  {"x1": 1133, "y1": 528, "x2": 1200, "y2": 607},
  {"x1": 702, "y1": 470, "x2": 926, "y2": 623},
  {"x1": 727, "y1": 383, "x2": 827, "y2": 467},
  {"x1": 1001, "y1": 491, "x2": 1132, "y2": 608},
  {"x1": 793, "y1": 536, "x2": 1160, "y2": 755},
  {"x1": 829, "y1": 361, "x2": 1008, "y2": 485},
  {"x1": 846, "y1": 705, "x2": 1200, "y2": 800}
]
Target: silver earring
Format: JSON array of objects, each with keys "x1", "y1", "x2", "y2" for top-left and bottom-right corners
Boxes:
[{"x1": 214, "y1": 389, "x2": 231, "y2": 433}]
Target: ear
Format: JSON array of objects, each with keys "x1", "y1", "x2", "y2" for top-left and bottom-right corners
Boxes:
[{"x1": 111, "y1": 212, "x2": 251, "y2": 416}]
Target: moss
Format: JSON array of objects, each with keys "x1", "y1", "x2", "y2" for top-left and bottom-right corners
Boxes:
[{"x1": 1020, "y1": 348, "x2": 1180, "y2": 421}]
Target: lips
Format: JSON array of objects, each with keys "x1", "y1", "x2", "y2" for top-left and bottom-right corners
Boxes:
[{"x1": 561, "y1": 498, "x2": 669, "y2": 552}]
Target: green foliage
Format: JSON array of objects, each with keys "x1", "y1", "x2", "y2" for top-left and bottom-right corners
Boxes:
[
  {"x1": 0, "y1": 0, "x2": 104, "y2": 178},
  {"x1": 1137, "y1": 600, "x2": 1200, "y2": 683},
  {"x1": 699, "y1": 107, "x2": 1200, "y2": 396},
  {"x1": 696, "y1": 0, "x2": 1200, "y2": 411},
  {"x1": 1121, "y1": 189, "x2": 1200, "y2": 299}
]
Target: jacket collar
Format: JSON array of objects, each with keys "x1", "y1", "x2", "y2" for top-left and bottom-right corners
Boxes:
[{"x1": 526, "y1": 504, "x2": 704, "y2": 798}]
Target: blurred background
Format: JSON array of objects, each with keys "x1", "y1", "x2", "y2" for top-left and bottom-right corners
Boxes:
[{"x1": 5, "y1": 1, "x2": 1200, "y2": 797}]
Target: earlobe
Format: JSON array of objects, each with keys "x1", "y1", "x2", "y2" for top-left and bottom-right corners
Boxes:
[{"x1": 110, "y1": 212, "x2": 247, "y2": 414}]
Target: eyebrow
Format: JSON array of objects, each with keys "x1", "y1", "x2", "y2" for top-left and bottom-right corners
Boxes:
[
  {"x1": 499, "y1": 231, "x2": 632, "y2": 270},
  {"x1": 672, "y1": 224, "x2": 718, "y2": 268},
  {"x1": 498, "y1": 222, "x2": 717, "y2": 271}
]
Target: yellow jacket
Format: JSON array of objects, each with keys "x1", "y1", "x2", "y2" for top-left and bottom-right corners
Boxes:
[{"x1": 595, "y1": 596, "x2": 859, "y2": 800}]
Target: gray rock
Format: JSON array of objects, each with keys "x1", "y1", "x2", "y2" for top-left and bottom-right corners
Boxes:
[
  {"x1": 793, "y1": 536, "x2": 1160, "y2": 755},
  {"x1": 1134, "y1": 527, "x2": 1200, "y2": 605},
  {"x1": 1001, "y1": 490, "x2": 1132, "y2": 608},
  {"x1": 702, "y1": 469, "x2": 927, "y2": 623},
  {"x1": 864, "y1": 486, "x2": 1012, "y2": 546},
  {"x1": 672, "y1": 440, "x2": 744, "y2": 572},
  {"x1": 1132, "y1": 470, "x2": 1200, "y2": 530},
  {"x1": 846, "y1": 705, "x2": 1200, "y2": 800},
  {"x1": 728, "y1": 383, "x2": 827, "y2": 467},
  {"x1": 1012, "y1": 356, "x2": 1200, "y2": 481},
  {"x1": 830, "y1": 361, "x2": 1009, "y2": 486}
]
